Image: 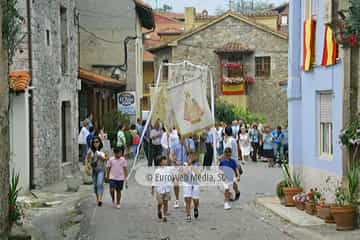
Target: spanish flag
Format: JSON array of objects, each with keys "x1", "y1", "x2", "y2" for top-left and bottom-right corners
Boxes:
[
  {"x1": 321, "y1": 25, "x2": 338, "y2": 67},
  {"x1": 303, "y1": 19, "x2": 316, "y2": 71}
]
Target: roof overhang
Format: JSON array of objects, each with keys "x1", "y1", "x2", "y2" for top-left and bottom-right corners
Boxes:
[
  {"x1": 79, "y1": 68, "x2": 125, "y2": 89},
  {"x1": 134, "y1": 0, "x2": 155, "y2": 30}
]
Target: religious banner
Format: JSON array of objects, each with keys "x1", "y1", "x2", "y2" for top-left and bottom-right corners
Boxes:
[
  {"x1": 321, "y1": 25, "x2": 338, "y2": 67},
  {"x1": 167, "y1": 77, "x2": 213, "y2": 136},
  {"x1": 303, "y1": 19, "x2": 316, "y2": 71},
  {"x1": 149, "y1": 85, "x2": 168, "y2": 125}
]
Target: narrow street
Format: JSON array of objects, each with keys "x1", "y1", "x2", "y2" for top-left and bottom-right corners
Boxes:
[{"x1": 78, "y1": 160, "x2": 295, "y2": 240}]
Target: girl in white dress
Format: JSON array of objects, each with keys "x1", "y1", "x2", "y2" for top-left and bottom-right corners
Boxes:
[{"x1": 238, "y1": 126, "x2": 251, "y2": 164}]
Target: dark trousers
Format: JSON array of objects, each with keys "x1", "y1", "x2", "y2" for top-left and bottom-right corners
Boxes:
[
  {"x1": 149, "y1": 144, "x2": 162, "y2": 167},
  {"x1": 251, "y1": 142, "x2": 259, "y2": 162},
  {"x1": 203, "y1": 143, "x2": 214, "y2": 167},
  {"x1": 143, "y1": 140, "x2": 150, "y2": 161}
]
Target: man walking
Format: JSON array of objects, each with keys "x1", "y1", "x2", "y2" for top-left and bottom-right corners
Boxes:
[
  {"x1": 203, "y1": 127, "x2": 214, "y2": 167},
  {"x1": 149, "y1": 121, "x2": 163, "y2": 166},
  {"x1": 78, "y1": 120, "x2": 90, "y2": 164}
]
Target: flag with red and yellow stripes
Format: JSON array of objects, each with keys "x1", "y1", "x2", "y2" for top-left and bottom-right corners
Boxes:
[
  {"x1": 321, "y1": 25, "x2": 338, "y2": 67},
  {"x1": 303, "y1": 19, "x2": 316, "y2": 71}
]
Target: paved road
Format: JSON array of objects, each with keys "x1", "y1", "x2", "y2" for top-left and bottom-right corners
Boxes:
[{"x1": 78, "y1": 161, "x2": 296, "y2": 240}]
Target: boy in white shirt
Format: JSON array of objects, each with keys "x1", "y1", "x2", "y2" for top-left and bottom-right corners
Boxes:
[{"x1": 151, "y1": 156, "x2": 173, "y2": 222}]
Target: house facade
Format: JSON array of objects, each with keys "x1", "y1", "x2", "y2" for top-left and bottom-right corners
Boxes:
[
  {"x1": 150, "y1": 12, "x2": 288, "y2": 126},
  {"x1": 9, "y1": 0, "x2": 79, "y2": 190},
  {"x1": 77, "y1": 0, "x2": 154, "y2": 123},
  {"x1": 288, "y1": 0, "x2": 360, "y2": 198}
]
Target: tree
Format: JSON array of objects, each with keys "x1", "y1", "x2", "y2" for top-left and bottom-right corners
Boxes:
[
  {"x1": 221, "y1": 0, "x2": 275, "y2": 13},
  {"x1": 157, "y1": 4, "x2": 173, "y2": 13},
  {"x1": 0, "y1": 2, "x2": 9, "y2": 237}
]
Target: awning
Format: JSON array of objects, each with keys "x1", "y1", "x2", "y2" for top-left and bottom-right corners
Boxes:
[
  {"x1": 79, "y1": 68, "x2": 125, "y2": 88},
  {"x1": 9, "y1": 71, "x2": 31, "y2": 92},
  {"x1": 134, "y1": 0, "x2": 155, "y2": 30}
]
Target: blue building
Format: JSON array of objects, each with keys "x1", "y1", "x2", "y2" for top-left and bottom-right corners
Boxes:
[{"x1": 287, "y1": 0, "x2": 359, "y2": 198}]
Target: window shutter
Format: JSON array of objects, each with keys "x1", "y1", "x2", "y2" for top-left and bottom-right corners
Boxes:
[{"x1": 319, "y1": 93, "x2": 332, "y2": 123}]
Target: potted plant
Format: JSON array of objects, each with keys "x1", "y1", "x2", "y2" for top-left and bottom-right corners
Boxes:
[
  {"x1": 293, "y1": 192, "x2": 306, "y2": 211},
  {"x1": 8, "y1": 170, "x2": 23, "y2": 232},
  {"x1": 282, "y1": 164, "x2": 302, "y2": 207},
  {"x1": 331, "y1": 0, "x2": 360, "y2": 47},
  {"x1": 276, "y1": 180, "x2": 287, "y2": 205},
  {"x1": 316, "y1": 198, "x2": 336, "y2": 223},
  {"x1": 330, "y1": 164, "x2": 359, "y2": 230},
  {"x1": 304, "y1": 188, "x2": 321, "y2": 215}
]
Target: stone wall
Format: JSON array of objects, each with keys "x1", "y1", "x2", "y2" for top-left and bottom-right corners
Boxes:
[
  {"x1": 0, "y1": 3, "x2": 10, "y2": 234},
  {"x1": 30, "y1": 0, "x2": 79, "y2": 187},
  {"x1": 77, "y1": 0, "x2": 138, "y2": 91},
  {"x1": 167, "y1": 16, "x2": 288, "y2": 126}
]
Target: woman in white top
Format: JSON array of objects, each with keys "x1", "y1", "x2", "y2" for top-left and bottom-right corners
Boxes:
[
  {"x1": 238, "y1": 126, "x2": 251, "y2": 164},
  {"x1": 222, "y1": 126, "x2": 238, "y2": 161}
]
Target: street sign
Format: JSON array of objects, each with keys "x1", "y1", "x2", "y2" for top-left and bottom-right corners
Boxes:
[{"x1": 117, "y1": 91, "x2": 136, "y2": 115}]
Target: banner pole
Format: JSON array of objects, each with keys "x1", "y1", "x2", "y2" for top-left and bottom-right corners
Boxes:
[
  {"x1": 128, "y1": 64, "x2": 163, "y2": 179},
  {"x1": 209, "y1": 69, "x2": 217, "y2": 165}
]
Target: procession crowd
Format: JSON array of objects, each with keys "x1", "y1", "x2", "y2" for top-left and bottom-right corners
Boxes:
[{"x1": 77, "y1": 115, "x2": 288, "y2": 223}]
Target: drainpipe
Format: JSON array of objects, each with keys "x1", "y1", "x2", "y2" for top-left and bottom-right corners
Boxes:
[{"x1": 26, "y1": 0, "x2": 35, "y2": 189}]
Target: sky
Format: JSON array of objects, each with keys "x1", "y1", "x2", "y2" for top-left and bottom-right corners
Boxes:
[{"x1": 144, "y1": 0, "x2": 287, "y2": 14}]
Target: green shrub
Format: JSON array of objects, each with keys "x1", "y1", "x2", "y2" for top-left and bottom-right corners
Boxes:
[
  {"x1": 8, "y1": 169, "x2": 22, "y2": 229},
  {"x1": 103, "y1": 111, "x2": 130, "y2": 147},
  {"x1": 276, "y1": 180, "x2": 288, "y2": 199},
  {"x1": 215, "y1": 100, "x2": 265, "y2": 125}
]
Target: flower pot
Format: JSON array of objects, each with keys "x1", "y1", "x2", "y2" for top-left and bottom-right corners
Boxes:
[
  {"x1": 316, "y1": 204, "x2": 336, "y2": 223},
  {"x1": 283, "y1": 187, "x2": 302, "y2": 207},
  {"x1": 305, "y1": 202, "x2": 317, "y2": 215},
  {"x1": 296, "y1": 201, "x2": 305, "y2": 211},
  {"x1": 330, "y1": 206, "x2": 357, "y2": 231}
]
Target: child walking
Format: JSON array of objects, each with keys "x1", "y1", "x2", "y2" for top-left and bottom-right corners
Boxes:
[
  {"x1": 262, "y1": 126, "x2": 275, "y2": 167},
  {"x1": 108, "y1": 147, "x2": 128, "y2": 209},
  {"x1": 151, "y1": 156, "x2": 173, "y2": 222},
  {"x1": 182, "y1": 151, "x2": 201, "y2": 222},
  {"x1": 219, "y1": 148, "x2": 241, "y2": 210}
]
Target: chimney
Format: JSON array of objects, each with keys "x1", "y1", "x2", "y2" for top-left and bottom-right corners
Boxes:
[{"x1": 185, "y1": 7, "x2": 196, "y2": 31}]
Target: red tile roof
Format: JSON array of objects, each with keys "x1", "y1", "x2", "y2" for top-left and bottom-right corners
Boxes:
[
  {"x1": 157, "y1": 11, "x2": 184, "y2": 21},
  {"x1": 9, "y1": 71, "x2": 30, "y2": 92},
  {"x1": 143, "y1": 12, "x2": 184, "y2": 50}
]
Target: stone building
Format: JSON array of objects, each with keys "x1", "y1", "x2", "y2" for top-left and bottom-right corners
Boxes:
[
  {"x1": 77, "y1": 0, "x2": 154, "y2": 123},
  {"x1": 9, "y1": 0, "x2": 79, "y2": 190},
  {"x1": 149, "y1": 12, "x2": 288, "y2": 126}
]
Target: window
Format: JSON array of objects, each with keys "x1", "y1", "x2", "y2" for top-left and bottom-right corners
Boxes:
[
  {"x1": 281, "y1": 15, "x2": 288, "y2": 25},
  {"x1": 162, "y1": 59, "x2": 169, "y2": 81},
  {"x1": 60, "y1": 6, "x2": 68, "y2": 74},
  {"x1": 46, "y1": 30, "x2": 51, "y2": 46},
  {"x1": 255, "y1": 57, "x2": 271, "y2": 77},
  {"x1": 319, "y1": 92, "x2": 333, "y2": 157}
]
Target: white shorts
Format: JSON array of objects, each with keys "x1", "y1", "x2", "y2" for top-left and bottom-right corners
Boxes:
[
  {"x1": 223, "y1": 178, "x2": 238, "y2": 190},
  {"x1": 183, "y1": 184, "x2": 200, "y2": 199},
  {"x1": 223, "y1": 181, "x2": 233, "y2": 190}
]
